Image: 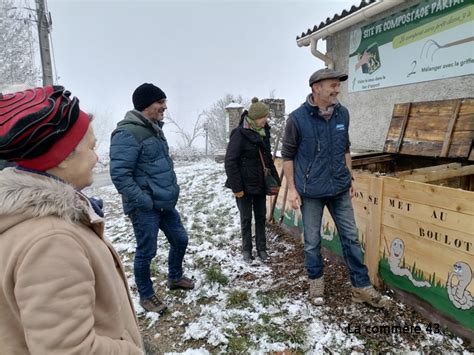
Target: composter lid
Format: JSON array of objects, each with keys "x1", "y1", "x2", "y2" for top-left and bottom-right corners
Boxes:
[{"x1": 384, "y1": 98, "x2": 474, "y2": 161}]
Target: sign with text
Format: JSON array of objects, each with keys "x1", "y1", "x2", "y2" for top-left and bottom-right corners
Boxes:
[{"x1": 348, "y1": 0, "x2": 474, "y2": 92}]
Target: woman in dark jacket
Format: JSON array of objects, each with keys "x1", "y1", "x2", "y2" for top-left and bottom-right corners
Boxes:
[{"x1": 225, "y1": 97, "x2": 280, "y2": 262}]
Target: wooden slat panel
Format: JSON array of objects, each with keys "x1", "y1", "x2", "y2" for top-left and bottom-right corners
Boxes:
[
  {"x1": 389, "y1": 116, "x2": 450, "y2": 132},
  {"x1": 352, "y1": 154, "x2": 393, "y2": 167},
  {"x1": 384, "y1": 98, "x2": 474, "y2": 159},
  {"x1": 402, "y1": 129, "x2": 447, "y2": 141},
  {"x1": 381, "y1": 225, "x2": 474, "y2": 293},
  {"x1": 366, "y1": 177, "x2": 384, "y2": 287},
  {"x1": 402, "y1": 164, "x2": 474, "y2": 183},
  {"x1": 382, "y1": 195, "x2": 474, "y2": 233},
  {"x1": 410, "y1": 99, "x2": 460, "y2": 114},
  {"x1": 383, "y1": 176, "x2": 474, "y2": 215},
  {"x1": 458, "y1": 98, "x2": 474, "y2": 114},
  {"x1": 395, "y1": 103, "x2": 411, "y2": 153},
  {"x1": 454, "y1": 113, "x2": 474, "y2": 130},
  {"x1": 398, "y1": 141, "x2": 443, "y2": 156},
  {"x1": 396, "y1": 163, "x2": 461, "y2": 177},
  {"x1": 382, "y1": 211, "x2": 473, "y2": 256},
  {"x1": 447, "y1": 144, "x2": 472, "y2": 158},
  {"x1": 385, "y1": 103, "x2": 410, "y2": 153}
]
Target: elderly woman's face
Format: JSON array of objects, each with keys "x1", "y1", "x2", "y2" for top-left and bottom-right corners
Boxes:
[{"x1": 50, "y1": 126, "x2": 98, "y2": 190}]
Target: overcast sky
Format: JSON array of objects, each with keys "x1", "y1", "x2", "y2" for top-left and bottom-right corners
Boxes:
[{"x1": 46, "y1": 0, "x2": 360, "y2": 153}]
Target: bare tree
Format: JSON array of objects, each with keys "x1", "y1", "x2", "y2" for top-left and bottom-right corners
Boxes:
[
  {"x1": 0, "y1": 0, "x2": 40, "y2": 88},
  {"x1": 165, "y1": 111, "x2": 206, "y2": 148},
  {"x1": 262, "y1": 98, "x2": 287, "y2": 155},
  {"x1": 200, "y1": 94, "x2": 248, "y2": 152}
]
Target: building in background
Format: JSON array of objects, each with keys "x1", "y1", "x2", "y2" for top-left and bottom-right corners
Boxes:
[{"x1": 296, "y1": 0, "x2": 474, "y2": 151}]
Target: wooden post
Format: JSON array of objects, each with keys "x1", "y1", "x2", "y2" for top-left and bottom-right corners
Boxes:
[
  {"x1": 365, "y1": 176, "x2": 384, "y2": 287},
  {"x1": 440, "y1": 99, "x2": 462, "y2": 157},
  {"x1": 394, "y1": 103, "x2": 411, "y2": 153}
]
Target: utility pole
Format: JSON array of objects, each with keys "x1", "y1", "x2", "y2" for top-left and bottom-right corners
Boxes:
[
  {"x1": 35, "y1": 0, "x2": 53, "y2": 86},
  {"x1": 204, "y1": 124, "x2": 208, "y2": 156}
]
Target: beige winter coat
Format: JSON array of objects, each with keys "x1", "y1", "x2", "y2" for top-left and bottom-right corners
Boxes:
[{"x1": 0, "y1": 168, "x2": 144, "y2": 354}]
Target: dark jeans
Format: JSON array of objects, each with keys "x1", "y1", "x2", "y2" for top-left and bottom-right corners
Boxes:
[
  {"x1": 236, "y1": 194, "x2": 267, "y2": 253},
  {"x1": 130, "y1": 208, "x2": 188, "y2": 299},
  {"x1": 300, "y1": 190, "x2": 370, "y2": 288}
]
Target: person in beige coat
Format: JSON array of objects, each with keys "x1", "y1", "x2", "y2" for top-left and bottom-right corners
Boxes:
[{"x1": 0, "y1": 86, "x2": 144, "y2": 354}]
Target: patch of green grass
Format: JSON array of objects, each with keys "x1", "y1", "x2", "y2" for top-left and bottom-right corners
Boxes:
[
  {"x1": 205, "y1": 265, "x2": 229, "y2": 286},
  {"x1": 259, "y1": 313, "x2": 271, "y2": 324},
  {"x1": 227, "y1": 290, "x2": 251, "y2": 308},
  {"x1": 227, "y1": 335, "x2": 254, "y2": 353},
  {"x1": 193, "y1": 200, "x2": 207, "y2": 212},
  {"x1": 255, "y1": 322, "x2": 306, "y2": 345},
  {"x1": 256, "y1": 290, "x2": 284, "y2": 307},
  {"x1": 213, "y1": 228, "x2": 226, "y2": 237},
  {"x1": 285, "y1": 323, "x2": 306, "y2": 345},
  {"x1": 190, "y1": 221, "x2": 204, "y2": 232}
]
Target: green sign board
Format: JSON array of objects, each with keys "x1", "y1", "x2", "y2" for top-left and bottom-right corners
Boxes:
[{"x1": 348, "y1": 0, "x2": 474, "y2": 92}]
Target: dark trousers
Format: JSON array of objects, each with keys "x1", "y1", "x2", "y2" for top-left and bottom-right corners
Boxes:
[
  {"x1": 129, "y1": 208, "x2": 188, "y2": 299},
  {"x1": 301, "y1": 190, "x2": 370, "y2": 287},
  {"x1": 236, "y1": 194, "x2": 267, "y2": 253}
]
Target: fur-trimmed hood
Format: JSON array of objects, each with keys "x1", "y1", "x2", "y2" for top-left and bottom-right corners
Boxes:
[{"x1": 0, "y1": 168, "x2": 102, "y2": 235}]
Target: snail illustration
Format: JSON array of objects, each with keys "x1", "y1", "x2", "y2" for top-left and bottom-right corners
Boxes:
[
  {"x1": 388, "y1": 238, "x2": 431, "y2": 288},
  {"x1": 447, "y1": 261, "x2": 473, "y2": 310}
]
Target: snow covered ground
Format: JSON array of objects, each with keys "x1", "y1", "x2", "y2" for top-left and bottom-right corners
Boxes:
[{"x1": 86, "y1": 160, "x2": 471, "y2": 354}]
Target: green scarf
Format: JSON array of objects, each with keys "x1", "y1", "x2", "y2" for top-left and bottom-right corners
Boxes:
[{"x1": 245, "y1": 116, "x2": 266, "y2": 137}]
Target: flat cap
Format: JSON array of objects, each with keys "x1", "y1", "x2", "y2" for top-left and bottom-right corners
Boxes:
[{"x1": 309, "y1": 68, "x2": 348, "y2": 86}]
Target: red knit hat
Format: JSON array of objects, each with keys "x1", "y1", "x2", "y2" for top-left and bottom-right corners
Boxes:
[{"x1": 0, "y1": 86, "x2": 90, "y2": 171}]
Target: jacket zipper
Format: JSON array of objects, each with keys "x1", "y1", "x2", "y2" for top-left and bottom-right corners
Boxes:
[{"x1": 303, "y1": 167, "x2": 310, "y2": 193}]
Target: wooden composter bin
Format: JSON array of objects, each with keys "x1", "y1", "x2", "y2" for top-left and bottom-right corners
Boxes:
[{"x1": 268, "y1": 98, "x2": 474, "y2": 341}]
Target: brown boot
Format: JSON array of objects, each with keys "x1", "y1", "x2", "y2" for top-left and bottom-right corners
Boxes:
[
  {"x1": 309, "y1": 276, "x2": 325, "y2": 306},
  {"x1": 167, "y1": 276, "x2": 195, "y2": 290},
  {"x1": 352, "y1": 285, "x2": 391, "y2": 308},
  {"x1": 139, "y1": 294, "x2": 167, "y2": 314}
]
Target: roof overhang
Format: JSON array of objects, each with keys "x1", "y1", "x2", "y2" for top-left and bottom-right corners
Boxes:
[{"x1": 296, "y1": 0, "x2": 405, "y2": 47}]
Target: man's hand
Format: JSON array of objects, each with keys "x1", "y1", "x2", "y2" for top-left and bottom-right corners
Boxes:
[
  {"x1": 287, "y1": 188, "x2": 301, "y2": 209},
  {"x1": 234, "y1": 191, "x2": 244, "y2": 198}
]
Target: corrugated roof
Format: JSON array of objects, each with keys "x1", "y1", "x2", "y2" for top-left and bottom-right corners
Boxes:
[{"x1": 296, "y1": 0, "x2": 376, "y2": 41}]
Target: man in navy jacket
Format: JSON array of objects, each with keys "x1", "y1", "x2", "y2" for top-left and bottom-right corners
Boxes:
[
  {"x1": 109, "y1": 83, "x2": 194, "y2": 314},
  {"x1": 282, "y1": 69, "x2": 389, "y2": 308}
]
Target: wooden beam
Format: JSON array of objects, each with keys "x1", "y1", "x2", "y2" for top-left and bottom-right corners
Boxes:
[
  {"x1": 395, "y1": 103, "x2": 411, "y2": 153},
  {"x1": 352, "y1": 154, "x2": 393, "y2": 167},
  {"x1": 441, "y1": 99, "x2": 462, "y2": 157},
  {"x1": 366, "y1": 176, "x2": 384, "y2": 287},
  {"x1": 403, "y1": 164, "x2": 474, "y2": 183},
  {"x1": 396, "y1": 163, "x2": 461, "y2": 177}
]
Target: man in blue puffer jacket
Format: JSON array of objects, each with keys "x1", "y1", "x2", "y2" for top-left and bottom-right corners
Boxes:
[
  {"x1": 110, "y1": 83, "x2": 194, "y2": 314},
  {"x1": 282, "y1": 69, "x2": 389, "y2": 308}
]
